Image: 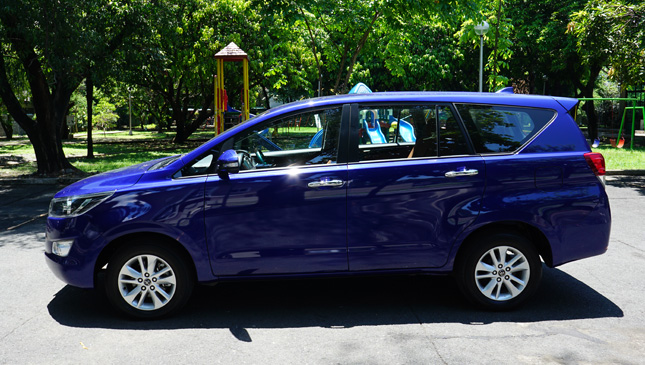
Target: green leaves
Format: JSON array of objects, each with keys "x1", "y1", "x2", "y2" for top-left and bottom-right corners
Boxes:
[{"x1": 570, "y1": 0, "x2": 645, "y2": 87}]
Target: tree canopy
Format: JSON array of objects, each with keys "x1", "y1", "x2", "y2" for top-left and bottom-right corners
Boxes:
[
  {"x1": 570, "y1": 0, "x2": 645, "y2": 88},
  {"x1": 1, "y1": 0, "x2": 644, "y2": 174}
]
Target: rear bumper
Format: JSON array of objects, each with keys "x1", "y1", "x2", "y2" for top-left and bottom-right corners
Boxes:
[{"x1": 551, "y1": 195, "x2": 611, "y2": 267}]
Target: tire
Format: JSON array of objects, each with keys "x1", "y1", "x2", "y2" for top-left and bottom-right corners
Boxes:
[
  {"x1": 455, "y1": 232, "x2": 542, "y2": 310},
  {"x1": 105, "y1": 243, "x2": 193, "y2": 319}
]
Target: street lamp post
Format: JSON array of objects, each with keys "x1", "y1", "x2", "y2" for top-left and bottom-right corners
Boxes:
[
  {"x1": 474, "y1": 21, "x2": 490, "y2": 93},
  {"x1": 128, "y1": 88, "x2": 133, "y2": 136}
]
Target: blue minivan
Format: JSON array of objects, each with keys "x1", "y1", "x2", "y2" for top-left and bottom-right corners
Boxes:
[{"x1": 45, "y1": 92, "x2": 611, "y2": 318}]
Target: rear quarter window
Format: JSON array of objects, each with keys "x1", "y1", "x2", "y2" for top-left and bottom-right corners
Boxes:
[{"x1": 456, "y1": 104, "x2": 555, "y2": 153}]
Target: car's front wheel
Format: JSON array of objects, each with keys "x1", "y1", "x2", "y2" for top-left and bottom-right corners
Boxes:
[
  {"x1": 455, "y1": 232, "x2": 542, "y2": 310},
  {"x1": 105, "y1": 243, "x2": 193, "y2": 319}
]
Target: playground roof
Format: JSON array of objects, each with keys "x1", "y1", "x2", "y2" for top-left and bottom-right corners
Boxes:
[{"x1": 215, "y1": 42, "x2": 248, "y2": 61}]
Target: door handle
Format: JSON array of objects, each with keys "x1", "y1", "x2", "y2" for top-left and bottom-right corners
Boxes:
[
  {"x1": 308, "y1": 179, "x2": 345, "y2": 188},
  {"x1": 445, "y1": 169, "x2": 479, "y2": 178}
]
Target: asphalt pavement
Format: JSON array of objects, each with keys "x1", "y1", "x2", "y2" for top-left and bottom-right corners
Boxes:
[{"x1": 1, "y1": 177, "x2": 644, "y2": 364}]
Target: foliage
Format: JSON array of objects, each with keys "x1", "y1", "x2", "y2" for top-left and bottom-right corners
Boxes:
[
  {"x1": 258, "y1": 0, "x2": 483, "y2": 95},
  {"x1": 380, "y1": 12, "x2": 472, "y2": 91},
  {"x1": 4, "y1": 0, "x2": 645, "y2": 175},
  {"x1": 570, "y1": 0, "x2": 645, "y2": 88},
  {"x1": 92, "y1": 96, "x2": 119, "y2": 132},
  {"x1": 250, "y1": 6, "x2": 318, "y2": 104}
]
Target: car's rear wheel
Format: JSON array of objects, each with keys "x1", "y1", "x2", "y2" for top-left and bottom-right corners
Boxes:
[
  {"x1": 105, "y1": 243, "x2": 193, "y2": 319},
  {"x1": 455, "y1": 232, "x2": 542, "y2": 310}
]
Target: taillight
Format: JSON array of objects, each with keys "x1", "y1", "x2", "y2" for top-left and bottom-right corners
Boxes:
[{"x1": 584, "y1": 152, "x2": 606, "y2": 176}]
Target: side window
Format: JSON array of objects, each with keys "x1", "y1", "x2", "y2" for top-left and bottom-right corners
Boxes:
[
  {"x1": 437, "y1": 105, "x2": 470, "y2": 156},
  {"x1": 357, "y1": 104, "x2": 469, "y2": 162},
  {"x1": 456, "y1": 104, "x2": 556, "y2": 153},
  {"x1": 228, "y1": 108, "x2": 342, "y2": 170}
]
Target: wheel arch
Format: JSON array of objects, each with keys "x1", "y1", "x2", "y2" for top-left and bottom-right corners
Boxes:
[
  {"x1": 94, "y1": 232, "x2": 197, "y2": 287},
  {"x1": 455, "y1": 221, "x2": 553, "y2": 269}
]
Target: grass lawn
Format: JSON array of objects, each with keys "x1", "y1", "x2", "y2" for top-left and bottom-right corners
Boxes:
[
  {"x1": 0, "y1": 131, "x2": 206, "y2": 177},
  {"x1": 64, "y1": 141, "x2": 195, "y2": 173},
  {"x1": 592, "y1": 145, "x2": 645, "y2": 171}
]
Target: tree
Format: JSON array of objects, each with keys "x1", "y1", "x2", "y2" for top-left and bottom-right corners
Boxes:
[
  {"x1": 250, "y1": 5, "x2": 319, "y2": 105},
  {"x1": 93, "y1": 95, "x2": 119, "y2": 136},
  {"x1": 0, "y1": 54, "x2": 28, "y2": 140},
  {"x1": 374, "y1": 12, "x2": 475, "y2": 91},
  {"x1": 567, "y1": 0, "x2": 634, "y2": 140},
  {"x1": 504, "y1": 0, "x2": 587, "y2": 95},
  {"x1": 259, "y1": 0, "x2": 483, "y2": 95},
  {"x1": 571, "y1": 0, "x2": 645, "y2": 88},
  {"x1": 502, "y1": 0, "x2": 606, "y2": 140},
  {"x1": 0, "y1": 0, "x2": 148, "y2": 175}
]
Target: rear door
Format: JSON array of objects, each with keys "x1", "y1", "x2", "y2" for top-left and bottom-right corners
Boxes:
[{"x1": 346, "y1": 103, "x2": 486, "y2": 270}]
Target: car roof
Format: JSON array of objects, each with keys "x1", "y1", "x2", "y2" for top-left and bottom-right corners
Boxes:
[{"x1": 262, "y1": 92, "x2": 577, "y2": 120}]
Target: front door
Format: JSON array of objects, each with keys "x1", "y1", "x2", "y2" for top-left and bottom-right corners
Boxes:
[{"x1": 205, "y1": 106, "x2": 350, "y2": 276}]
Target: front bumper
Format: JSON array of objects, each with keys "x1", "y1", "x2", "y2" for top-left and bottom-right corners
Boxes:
[{"x1": 44, "y1": 216, "x2": 105, "y2": 289}]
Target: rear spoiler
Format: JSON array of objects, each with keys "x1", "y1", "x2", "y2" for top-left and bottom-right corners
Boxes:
[
  {"x1": 553, "y1": 97, "x2": 579, "y2": 113},
  {"x1": 494, "y1": 88, "x2": 579, "y2": 116}
]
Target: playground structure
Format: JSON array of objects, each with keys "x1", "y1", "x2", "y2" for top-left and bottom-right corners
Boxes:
[
  {"x1": 214, "y1": 42, "x2": 250, "y2": 135},
  {"x1": 348, "y1": 82, "x2": 416, "y2": 144},
  {"x1": 577, "y1": 97, "x2": 644, "y2": 150}
]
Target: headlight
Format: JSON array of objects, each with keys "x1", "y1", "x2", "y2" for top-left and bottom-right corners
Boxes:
[{"x1": 49, "y1": 192, "x2": 114, "y2": 218}]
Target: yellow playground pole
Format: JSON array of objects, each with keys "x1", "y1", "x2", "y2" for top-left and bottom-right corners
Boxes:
[
  {"x1": 216, "y1": 59, "x2": 225, "y2": 135},
  {"x1": 243, "y1": 58, "x2": 250, "y2": 121}
]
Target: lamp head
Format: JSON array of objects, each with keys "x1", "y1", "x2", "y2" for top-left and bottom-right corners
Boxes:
[{"x1": 474, "y1": 21, "x2": 490, "y2": 36}]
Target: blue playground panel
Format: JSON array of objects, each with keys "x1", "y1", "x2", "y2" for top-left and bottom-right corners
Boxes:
[
  {"x1": 389, "y1": 115, "x2": 416, "y2": 142},
  {"x1": 309, "y1": 129, "x2": 324, "y2": 148},
  {"x1": 362, "y1": 119, "x2": 387, "y2": 144}
]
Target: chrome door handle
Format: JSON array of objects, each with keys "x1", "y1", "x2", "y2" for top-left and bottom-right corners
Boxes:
[
  {"x1": 308, "y1": 179, "x2": 345, "y2": 188},
  {"x1": 445, "y1": 169, "x2": 479, "y2": 178}
]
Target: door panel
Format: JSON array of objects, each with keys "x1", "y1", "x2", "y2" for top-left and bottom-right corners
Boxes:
[
  {"x1": 347, "y1": 157, "x2": 485, "y2": 270},
  {"x1": 347, "y1": 103, "x2": 484, "y2": 270},
  {"x1": 205, "y1": 166, "x2": 348, "y2": 276}
]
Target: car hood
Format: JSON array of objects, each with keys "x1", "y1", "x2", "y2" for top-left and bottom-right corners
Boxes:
[{"x1": 54, "y1": 160, "x2": 161, "y2": 198}]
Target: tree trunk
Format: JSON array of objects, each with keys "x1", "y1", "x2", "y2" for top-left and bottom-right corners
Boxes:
[
  {"x1": 60, "y1": 119, "x2": 71, "y2": 140},
  {"x1": 583, "y1": 100, "x2": 599, "y2": 141},
  {"x1": 0, "y1": 50, "x2": 79, "y2": 176},
  {"x1": 172, "y1": 100, "x2": 187, "y2": 144},
  {"x1": 1, "y1": 116, "x2": 12, "y2": 140},
  {"x1": 262, "y1": 85, "x2": 270, "y2": 109},
  {"x1": 579, "y1": 65, "x2": 602, "y2": 141},
  {"x1": 340, "y1": 11, "x2": 381, "y2": 93},
  {"x1": 182, "y1": 98, "x2": 214, "y2": 141},
  {"x1": 297, "y1": 4, "x2": 323, "y2": 96}
]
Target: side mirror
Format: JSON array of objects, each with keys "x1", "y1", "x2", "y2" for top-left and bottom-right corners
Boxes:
[{"x1": 217, "y1": 149, "x2": 240, "y2": 178}]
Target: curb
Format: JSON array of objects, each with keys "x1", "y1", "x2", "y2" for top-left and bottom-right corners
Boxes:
[
  {"x1": 0, "y1": 177, "x2": 83, "y2": 185},
  {"x1": 606, "y1": 170, "x2": 645, "y2": 176}
]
